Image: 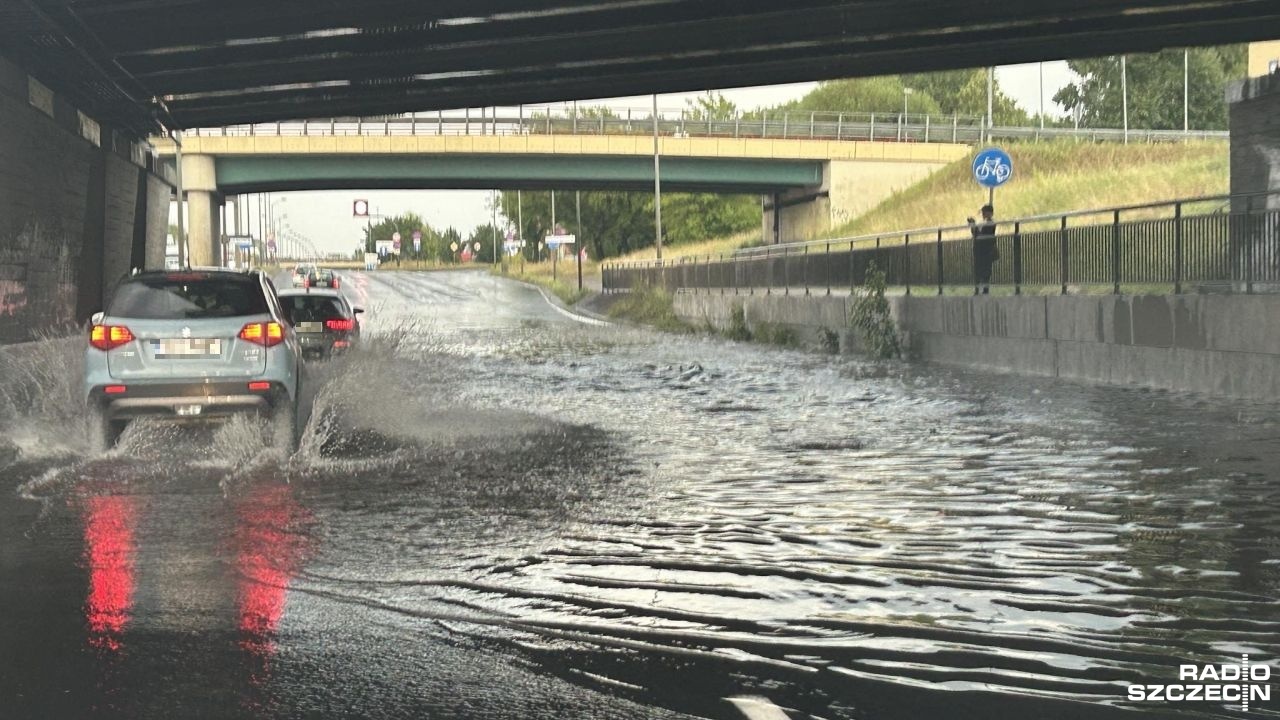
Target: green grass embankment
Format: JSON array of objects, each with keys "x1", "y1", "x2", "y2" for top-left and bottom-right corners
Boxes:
[
  {"x1": 497, "y1": 141, "x2": 1229, "y2": 313},
  {"x1": 831, "y1": 141, "x2": 1228, "y2": 238}
]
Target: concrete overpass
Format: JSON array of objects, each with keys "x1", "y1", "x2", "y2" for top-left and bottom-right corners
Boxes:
[
  {"x1": 3, "y1": 1, "x2": 1280, "y2": 339},
  {"x1": 152, "y1": 130, "x2": 968, "y2": 267},
  {"x1": 4, "y1": 1, "x2": 1279, "y2": 135}
]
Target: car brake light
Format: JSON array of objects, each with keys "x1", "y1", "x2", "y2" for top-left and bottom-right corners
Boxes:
[
  {"x1": 333, "y1": 278, "x2": 340, "y2": 289},
  {"x1": 104, "y1": 385, "x2": 127, "y2": 395},
  {"x1": 247, "y1": 381, "x2": 271, "y2": 391},
  {"x1": 325, "y1": 318, "x2": 355, "y2": 331},
  {"x1": 239, "y1": 322, "x2": 285, "y2": 347},
  {"x1": 90, "y1": 324, "x2": 134, "y2": 351}
]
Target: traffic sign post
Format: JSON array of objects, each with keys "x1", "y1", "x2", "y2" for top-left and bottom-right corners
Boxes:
[
  {"x1": 412, "y1": 230, "x2": 422, "y2": 255},
  {"x1": 972, "y1": 147, "x2": 1013, "y2": 206},
  {"x1": 546, "y1": 228, "x2": 576, "y2": 282}
]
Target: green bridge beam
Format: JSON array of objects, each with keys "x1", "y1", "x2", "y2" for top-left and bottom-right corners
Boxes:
[{"x1": 210, "y1": 155, "x2": 824, "y2": 195}]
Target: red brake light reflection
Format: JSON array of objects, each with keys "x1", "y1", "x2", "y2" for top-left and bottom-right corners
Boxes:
[{"x1": 324, "y1": 318, "x2": 354, "y2": 332}]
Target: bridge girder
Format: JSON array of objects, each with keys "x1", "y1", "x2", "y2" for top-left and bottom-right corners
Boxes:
[{"x1": 3, "y1": 0, "x2": 1278, "y2": 136}]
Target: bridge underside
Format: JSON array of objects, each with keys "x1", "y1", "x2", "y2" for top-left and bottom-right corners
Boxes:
[
  {"x1": 4, "y1": 1, "x2": 1280, "y2": 136},
  {"x1": 210, "y1": 156, "x2": 824, "y2": 196}
]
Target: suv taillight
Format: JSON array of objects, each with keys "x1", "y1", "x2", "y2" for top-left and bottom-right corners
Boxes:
[
  {"x1": 239, "y1": 321, "x2": 285, "y2": 347},
  {"x1": 90, "y1": 324, "x2": 134, "y2": 351},
  {"x1": 325, "y1": 318, "x2": 355, "y2": 331}
]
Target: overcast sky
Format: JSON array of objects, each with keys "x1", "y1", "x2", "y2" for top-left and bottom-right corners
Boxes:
[{"x1": 212, "y1": 62, "x2": 1076, "y2": 257}]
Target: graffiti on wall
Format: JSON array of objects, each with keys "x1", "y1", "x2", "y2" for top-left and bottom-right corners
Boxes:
[{"x1": 0, "y1": 221, "x2": 79, "y2": 342}]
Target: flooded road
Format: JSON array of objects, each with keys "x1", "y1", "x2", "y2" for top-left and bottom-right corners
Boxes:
[{"x1": 1, "y1": 270, "x2": 1277, "y2": 719}]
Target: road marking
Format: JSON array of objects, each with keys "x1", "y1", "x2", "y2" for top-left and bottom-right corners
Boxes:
[
  {"x1": 534, "y1": 286, "x2": 610, "y2": 326},
  {"x1": 726, "y1": 695, "x2": 790, "y2": 720}
]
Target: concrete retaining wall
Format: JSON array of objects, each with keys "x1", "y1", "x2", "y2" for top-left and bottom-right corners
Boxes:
[
  {"x1": 0, "y1": 54, "x2": 171, "y2": 342},
  {"x1": 1230, "y1": 72, "x2": 1280, "y2": 211},
  {"x1": 766, "y1": 158, "x2": 950, "y2": 243},
  {"x1": 673, "y1": 291, "x2": 1280, "y2": 400}
]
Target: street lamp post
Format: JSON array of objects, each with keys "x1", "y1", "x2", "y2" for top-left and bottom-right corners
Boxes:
[
  {"x1": 653, "y1": 93, "x2": 663, "y2": 262},
  {"x1": 900, "y1": 87, "x2": 913, "y2": 141},
  {"x1": 1121, "y1": 55, "x2": 1129, "y2": 144}
]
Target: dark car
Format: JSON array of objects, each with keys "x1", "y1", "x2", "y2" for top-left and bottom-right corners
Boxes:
[
  {"x1": 306, "y1": 268, "x2": 339, "y2": 289},
  {"x1": 277, "y1": 289, "x2": 362, "y2": 359}
]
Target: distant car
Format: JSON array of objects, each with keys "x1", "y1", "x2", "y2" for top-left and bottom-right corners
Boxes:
[
  {"x1": 307, "y1": 268, "x2": 339, "y2": 289},
  {"x1": 277, "y1": 289, "x2": 362, "y2": 360},
  {"x1": 291, "y1": 264, "x2": 314, "y2": 287},
  {"x1": 83, "y1": 269, "x2": 302, "y2": 450}
]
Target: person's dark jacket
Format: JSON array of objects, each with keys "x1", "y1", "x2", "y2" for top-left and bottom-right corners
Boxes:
[{"x1": 971, "y1": 220, "x2": 999, "y2": 263}]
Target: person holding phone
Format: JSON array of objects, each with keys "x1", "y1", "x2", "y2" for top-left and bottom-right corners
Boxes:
[{"x1": 967, "y1": 204, "x2": 998, "y2": 295}]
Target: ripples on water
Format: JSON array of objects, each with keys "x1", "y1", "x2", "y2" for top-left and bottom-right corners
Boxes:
[{"x1": 1, "y1": 271, "x2": 1277, "y2": 719}]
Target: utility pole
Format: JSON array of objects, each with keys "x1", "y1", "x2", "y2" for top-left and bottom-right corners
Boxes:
[
  {"x1": 653, "y1": 93, "x2": 663, "y2": 262},
  {"x1": 173, "y1": 131, "x2": 186, "y2": 268},
  {"x1": 986, "y1": 67, "x2": 994, "y2": 142},
  {"x1": 1184, "y1": 48, "x2": 1190, "y2": 133},
  {"x1": 575, "y1": 190, "x2": 582, "y2": 291},
  {"x1": 517, "y1": 189, "x2": 524, "y2": 271},
  {"x1": 491, "y1": 189, "x2": 498, "y2": 267},
  {"x1": 1039, "y1": 62, "x2": 1045, "y2": 133},
  {"x1": 1121, "y1": 55, "x2": 1129, "y2": 144}
]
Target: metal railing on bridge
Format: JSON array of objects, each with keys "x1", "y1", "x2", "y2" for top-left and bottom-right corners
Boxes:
[
  {"x1": 602, "y1": 192, "x2": 1280, "y2": 296},
  {"x1": 181, "y1": 105, "x2": 1226, "y2": 146}
]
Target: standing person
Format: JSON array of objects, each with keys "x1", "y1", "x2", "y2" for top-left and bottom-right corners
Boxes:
[{"x1": 967, "y1": 204, "x2": 999, "y2": 295}]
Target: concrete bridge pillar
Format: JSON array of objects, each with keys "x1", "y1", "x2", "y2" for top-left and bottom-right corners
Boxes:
[
  {"x1": 181, "y1": 154, "x2": 221, "y2": 267},
  {"x1": 765, "y1": 163, "x2": 833, "y2": 243}
]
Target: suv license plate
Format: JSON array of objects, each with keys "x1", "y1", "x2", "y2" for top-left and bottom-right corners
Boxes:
[
  {"x1": 154, "y1": 338, "x2": 222, "y2": 358},
  {"x1": 175, "y1": 404, "x2": 204, "y2": 416}
]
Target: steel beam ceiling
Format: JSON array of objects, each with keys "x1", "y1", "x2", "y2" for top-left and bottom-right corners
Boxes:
[{"x1": 3, "y1": 0, "x2": 1277, "y2": 137}]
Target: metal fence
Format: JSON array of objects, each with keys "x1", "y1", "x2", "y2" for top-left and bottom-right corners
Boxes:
[
  {"x1": 182, "y1": 107, "x2": 1226, "y2": 146},
  {"x1": 602, "y1": 194, "x2": 1280, "y2": 296}
]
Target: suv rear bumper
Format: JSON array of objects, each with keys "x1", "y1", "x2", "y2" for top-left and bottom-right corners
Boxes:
[{"x1": 88, "y1": 381, "x2": 287, "y2": 420}]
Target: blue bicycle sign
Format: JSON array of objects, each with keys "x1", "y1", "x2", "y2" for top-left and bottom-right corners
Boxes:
[{"x1": 972, "y1": 148, "x2": 1013, "y2": 188}]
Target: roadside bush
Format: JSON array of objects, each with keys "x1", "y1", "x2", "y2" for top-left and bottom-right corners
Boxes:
[
  {"x1": 850, "y1": 262, "x2": 901, "y2": 359},
  {"x1": 725, "y1": 303, "x2": 752, "y2": 342}
]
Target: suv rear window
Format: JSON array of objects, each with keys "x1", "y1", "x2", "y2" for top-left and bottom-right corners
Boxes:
[
  {"x1": 280, "y1": 295, "x2": 348, "y2": 323},
  {"x1": 108, "y1": 275, "x2": 270, "y2": 319}
]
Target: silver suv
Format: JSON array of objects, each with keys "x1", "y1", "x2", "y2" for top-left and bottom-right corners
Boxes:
[{"x1": 83, "y1": 269, "x2": 302, "y2": 449}]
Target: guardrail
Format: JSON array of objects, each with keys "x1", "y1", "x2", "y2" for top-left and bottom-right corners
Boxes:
[
  {"x1": 179, "y1": 106, "x2": 1226, "y2": 146},
  {"x1": 602, "y1": 192, "x2": 1280, "y2": 296}
]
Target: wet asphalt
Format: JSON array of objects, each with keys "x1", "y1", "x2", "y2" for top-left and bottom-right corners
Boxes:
[{"x1": 1, "y1": 270, "x2": 1278, "y2": 720}]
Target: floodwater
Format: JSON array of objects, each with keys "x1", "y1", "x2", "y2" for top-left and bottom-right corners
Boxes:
[{"x1": 1, "y1": 270, "x2": 1277, "y2": 720}]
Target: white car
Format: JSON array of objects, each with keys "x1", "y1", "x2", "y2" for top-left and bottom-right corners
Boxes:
[{"x1": 291, "y1": 264, "x2": 314, "y2": 287}]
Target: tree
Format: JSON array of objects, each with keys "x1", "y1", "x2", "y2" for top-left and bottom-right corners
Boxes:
[
  {"x1": 499, "y1": 190, "x2": 760, "y2": 261},
  {"x1": 662, "y1": 194, "x2": 760, "y2": 246},
  {"x1": 467, "y1": 224, "x2": 500, "y2": 264},
  {"x1": 362, "y1": 212, "x2": 428, "y2": 256},
  {"x1": 768, "y1": 71, "x2": 1026, "y2": 124},
  {"x1": 439, "y1": 226, "x2": 462, "y2": 264},
  {"x1": 902, "y1": 69, "x2": 1028, "y2": 124},
  {"x1": 774, "y1": 76, "x2": 942, "y2": 117},
  {"x1": 685, "y1": 91, "x2": 738, "y2": 121},
  {"x1": 1053, "y1": 45, "x2": 1245, "y2": 130}
]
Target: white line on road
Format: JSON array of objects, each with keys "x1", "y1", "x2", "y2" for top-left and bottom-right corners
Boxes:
[
  {"x1": 533, "y1": 286, "x2": 610, "y2": 327},
  {"x1": 726, "y1": 695, "x2": 791, "y2": 720}
]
